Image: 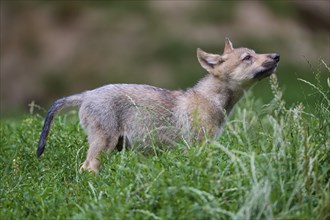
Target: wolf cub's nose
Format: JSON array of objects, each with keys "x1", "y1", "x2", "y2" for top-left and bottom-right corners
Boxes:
[{"x1": 269, "y1": 54, "x2": 280, "y2": 62}]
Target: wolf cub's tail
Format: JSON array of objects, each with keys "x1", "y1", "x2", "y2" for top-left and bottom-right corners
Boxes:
[{"x1": 36, "y1": 93, "x2": 84, "y2": 157}]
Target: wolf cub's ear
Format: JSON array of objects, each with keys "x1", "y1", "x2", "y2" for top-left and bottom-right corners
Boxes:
[
  {"x1": 224, "y1": 37, "x2": 234, "y2": 54},
  {"x1": 197, "y1": 48, "x2": 223, "y2": 72}
]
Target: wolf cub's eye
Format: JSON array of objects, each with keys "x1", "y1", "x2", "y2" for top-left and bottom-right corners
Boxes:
[{"x1": 243, "y1": 55, "x2": 252, "y2": 61}]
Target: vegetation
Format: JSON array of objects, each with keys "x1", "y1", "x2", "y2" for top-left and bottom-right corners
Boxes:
[{"x1": 1, "y1": 64, "x2": 329, "y2": 219}]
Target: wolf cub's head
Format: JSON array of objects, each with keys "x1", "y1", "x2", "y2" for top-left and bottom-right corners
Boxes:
[{"x1": 197, "y1": 38, "x2": 280, "y2": 88}]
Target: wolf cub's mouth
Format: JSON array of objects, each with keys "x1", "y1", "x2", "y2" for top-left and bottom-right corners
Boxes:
[{"x1": 254, "y1": 65, "x2": 277, "y2": 80}]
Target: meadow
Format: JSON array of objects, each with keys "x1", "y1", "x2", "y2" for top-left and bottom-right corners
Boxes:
[{"x1": 1, "y1": 68, "x2": 329, "y2": 219}]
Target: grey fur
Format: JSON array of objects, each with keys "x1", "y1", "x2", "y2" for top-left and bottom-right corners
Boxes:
[{"x1": 37, "y1": 38, "x2": 280, "y2": 172}]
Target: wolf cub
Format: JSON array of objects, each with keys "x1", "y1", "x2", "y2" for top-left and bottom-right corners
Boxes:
[{"x1": 37, "y1": 38, "x2": 280, "y2": 172}]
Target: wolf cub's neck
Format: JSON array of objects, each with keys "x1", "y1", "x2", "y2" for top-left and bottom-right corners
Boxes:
[{"x1": 193, "y1": 74, "x2": 244, "y2": 114}]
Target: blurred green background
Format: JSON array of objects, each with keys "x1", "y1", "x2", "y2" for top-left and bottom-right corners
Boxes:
[{"x1": 1, "y1": 1, "x2": 329, "y2": 117}]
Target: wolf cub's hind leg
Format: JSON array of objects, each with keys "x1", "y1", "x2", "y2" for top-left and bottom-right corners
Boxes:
[
  {"x1": 116, "y1": 136, "x2": 131, "y2": 151},
  {"x1": 80, "y1": 131, "x2": 118, "y2": 173}
]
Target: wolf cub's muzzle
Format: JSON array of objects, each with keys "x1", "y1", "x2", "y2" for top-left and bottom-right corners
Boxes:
[
  {"x1": 254, "y1": 53, "x2": 280, "y2": 79},
  {"x1": 268, "y1": 53, "x2": 280, "y2": 62}
]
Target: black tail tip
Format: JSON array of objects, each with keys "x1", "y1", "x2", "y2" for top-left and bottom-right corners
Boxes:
[{"x1": 36, "y1": 146, "x2": 45, "y2": 158}]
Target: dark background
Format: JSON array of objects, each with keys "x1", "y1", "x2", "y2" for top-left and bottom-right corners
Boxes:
[{"x1": 1, "y1": 1, "x2": 329, "y2": 117}]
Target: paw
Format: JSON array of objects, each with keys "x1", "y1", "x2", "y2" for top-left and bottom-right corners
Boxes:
[{"x1": 79, "y1": 160, "x2": 100, "y2": 173}]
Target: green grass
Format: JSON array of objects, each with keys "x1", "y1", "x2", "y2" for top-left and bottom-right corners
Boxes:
[{"x1": 1, "y1": 69, "x2": 329, "y2": 219}]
